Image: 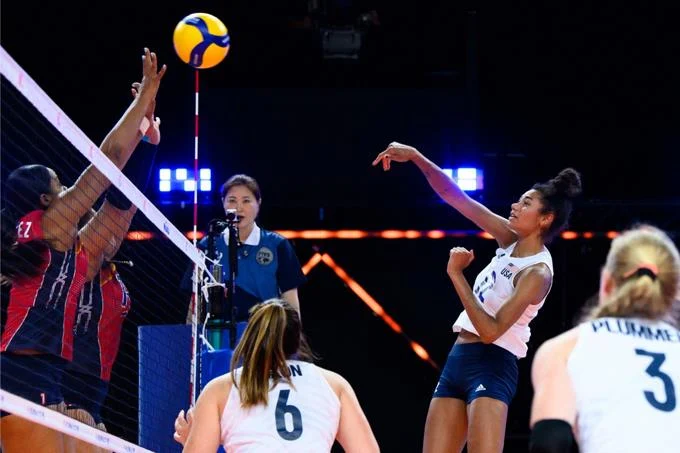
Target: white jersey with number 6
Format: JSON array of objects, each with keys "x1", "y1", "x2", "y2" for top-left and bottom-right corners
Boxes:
[
  {"x1": 220, "y1": 360, "x2": 341, "y2": 452},
  {"x1": 568, "y1": 317, "x2": 680, "y2": 453}
]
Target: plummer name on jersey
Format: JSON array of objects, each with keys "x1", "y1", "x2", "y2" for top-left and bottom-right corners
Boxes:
[{"x1": 591, "y1": 318, "x2": 680, "y2": 343}]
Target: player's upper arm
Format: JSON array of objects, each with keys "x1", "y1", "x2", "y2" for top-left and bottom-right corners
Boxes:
[
  {"x1": 454, "y1": 195, "x2": 517, "y2": 248},
  {"x1": 486, "y1": 263, "x2": 552, "y2": 343},
  {"x1": 182, "y1": 376, "x2": 230, "y2": 453},
  {"x1": 327, "y1": 371, "x2": 379, "y2": 453},
  {"x1": 43, "y1": 163, "x2": 116, "y2": 249},
  {"x1": 530, "y1": 328, "x2": 579, "y2": 427},
  {"x1": 80, "y1": 201, "x2": 136, "y2": 281}
]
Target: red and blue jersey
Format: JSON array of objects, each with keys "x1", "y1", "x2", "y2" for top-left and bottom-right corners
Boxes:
[
  {"x1": 1, "y1": 210, "x2": 88, "y2": 360},
  {"x1": 68, "y1": 263, "x2": 131, "y2": 381}
]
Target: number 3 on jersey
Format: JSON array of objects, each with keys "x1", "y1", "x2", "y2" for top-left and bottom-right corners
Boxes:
[
  {"x1": 635, "y1": 349, "x2": 676, "y2": 412},
  {"x1": 275, "y1": 389, "x2": 303, "y2": 440}
]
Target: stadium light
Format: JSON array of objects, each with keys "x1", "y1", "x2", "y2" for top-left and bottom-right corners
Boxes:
[
  {"x1": 159, "y1": 180, "x2": 171, "y2": 192},
  {"x1": 175, "y1": 168, "x2": 188, "y2": 181},
  {"x1": 442, "y1": 167, "x2": 483, "y2": 192},
  {"x1": 183, "y1": 179, "x2": 196, "y2": 192},
  {"x1": 157, "y1": 167, "x2": 213, "y2": 194}
]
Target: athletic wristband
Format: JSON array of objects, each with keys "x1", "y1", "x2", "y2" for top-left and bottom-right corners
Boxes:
[{"x1": 105, "y1": 185, "x2": 132, "y2": 211}]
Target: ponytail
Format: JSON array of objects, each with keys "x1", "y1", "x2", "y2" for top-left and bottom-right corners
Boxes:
[
  {"x1": 589, "y1": 226, "x2": 680, "y2": 323},
  {"x1": 533, "y1": 168, "x2": 582, "y2": 241},
  {"x1": 230, "y1": 299, "x2": 310, "y2": 408},
  {"x1": 590, "y1": 271, "x2": 668, "y2": 320}
]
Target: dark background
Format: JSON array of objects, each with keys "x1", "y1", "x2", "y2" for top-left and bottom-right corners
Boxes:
[{"x1": 2, "y1": 1, "x2": 679, "y2": 452}]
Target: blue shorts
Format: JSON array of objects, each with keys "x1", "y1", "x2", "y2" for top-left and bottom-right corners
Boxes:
[
  {"x1": 0, "y1": 353, "x2": 66, "y2": 416},
  {"x1": 61, "y1": 370, "x2": 109, "y2": 425},
  {"x1": 433, "y1": 342, "x2": 518, "y2": 405}
]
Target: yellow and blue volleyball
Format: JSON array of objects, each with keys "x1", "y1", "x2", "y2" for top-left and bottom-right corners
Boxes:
[{"x1": 173, "y1": 13, "x2": 230, "y2": 69}]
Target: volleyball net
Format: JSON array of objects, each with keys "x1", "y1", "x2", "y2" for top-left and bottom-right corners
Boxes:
[{"x1": 1, "y1": 46, "x2": 210, "y2": 452}]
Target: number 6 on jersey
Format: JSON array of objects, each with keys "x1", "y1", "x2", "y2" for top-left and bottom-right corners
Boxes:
[{"x1": 275, "y1": 389, "x2": 303, "y2": 440}]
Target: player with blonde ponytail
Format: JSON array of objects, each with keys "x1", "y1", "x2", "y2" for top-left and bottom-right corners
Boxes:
[{"x1": 530, "y1": 225, "x2": 680, "y2": 453}]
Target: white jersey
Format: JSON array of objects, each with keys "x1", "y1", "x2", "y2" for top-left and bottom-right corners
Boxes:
[
  {"x1": 452, "y1": 242, "x2": 553, "y2": 358},
  {"x1": 221, "y1": 360, "x2": 341, "y2": 453},
  {"x1": 568, "y1": 317, "x2": 680, "y2": 453}
]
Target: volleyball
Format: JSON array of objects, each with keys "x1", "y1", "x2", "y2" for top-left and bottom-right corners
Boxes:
[{"x1": 173, "y1": 13, "x2": 230, "y2": 69}]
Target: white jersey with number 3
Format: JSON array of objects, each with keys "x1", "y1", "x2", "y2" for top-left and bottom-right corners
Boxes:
[
  {"x1": 221, "y1": 360, "x2": 341, "y2": 452},
  {"x1": 568, "y1": 317, "x2": 680, "y2": 453}
]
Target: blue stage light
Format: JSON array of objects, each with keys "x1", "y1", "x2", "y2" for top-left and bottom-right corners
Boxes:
[
  {"x1": 183, "y1": 180, "x2": 196, "y2": 192},
  {"x1": 159, "y1": 180, "x2": 171, "y2": 192},
  {"x1": 175, "y1": 168, "x2": 188, "y2": 181},
  {"x1": 442, "y1": 167, "x2": 483, "y2": 192}
]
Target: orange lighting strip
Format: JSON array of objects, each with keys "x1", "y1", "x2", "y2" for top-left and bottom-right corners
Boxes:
[
  {"x1": 301, "y1": 252, "x2": 440, "y2": 370},
  {"x1": 126, "y1": 229, "x2": 623, "y2": 241}
]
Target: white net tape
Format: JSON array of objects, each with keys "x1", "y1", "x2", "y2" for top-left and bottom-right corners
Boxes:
[{"x1": 1, "y1": 390, "x2": 152, "y2": 452}]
